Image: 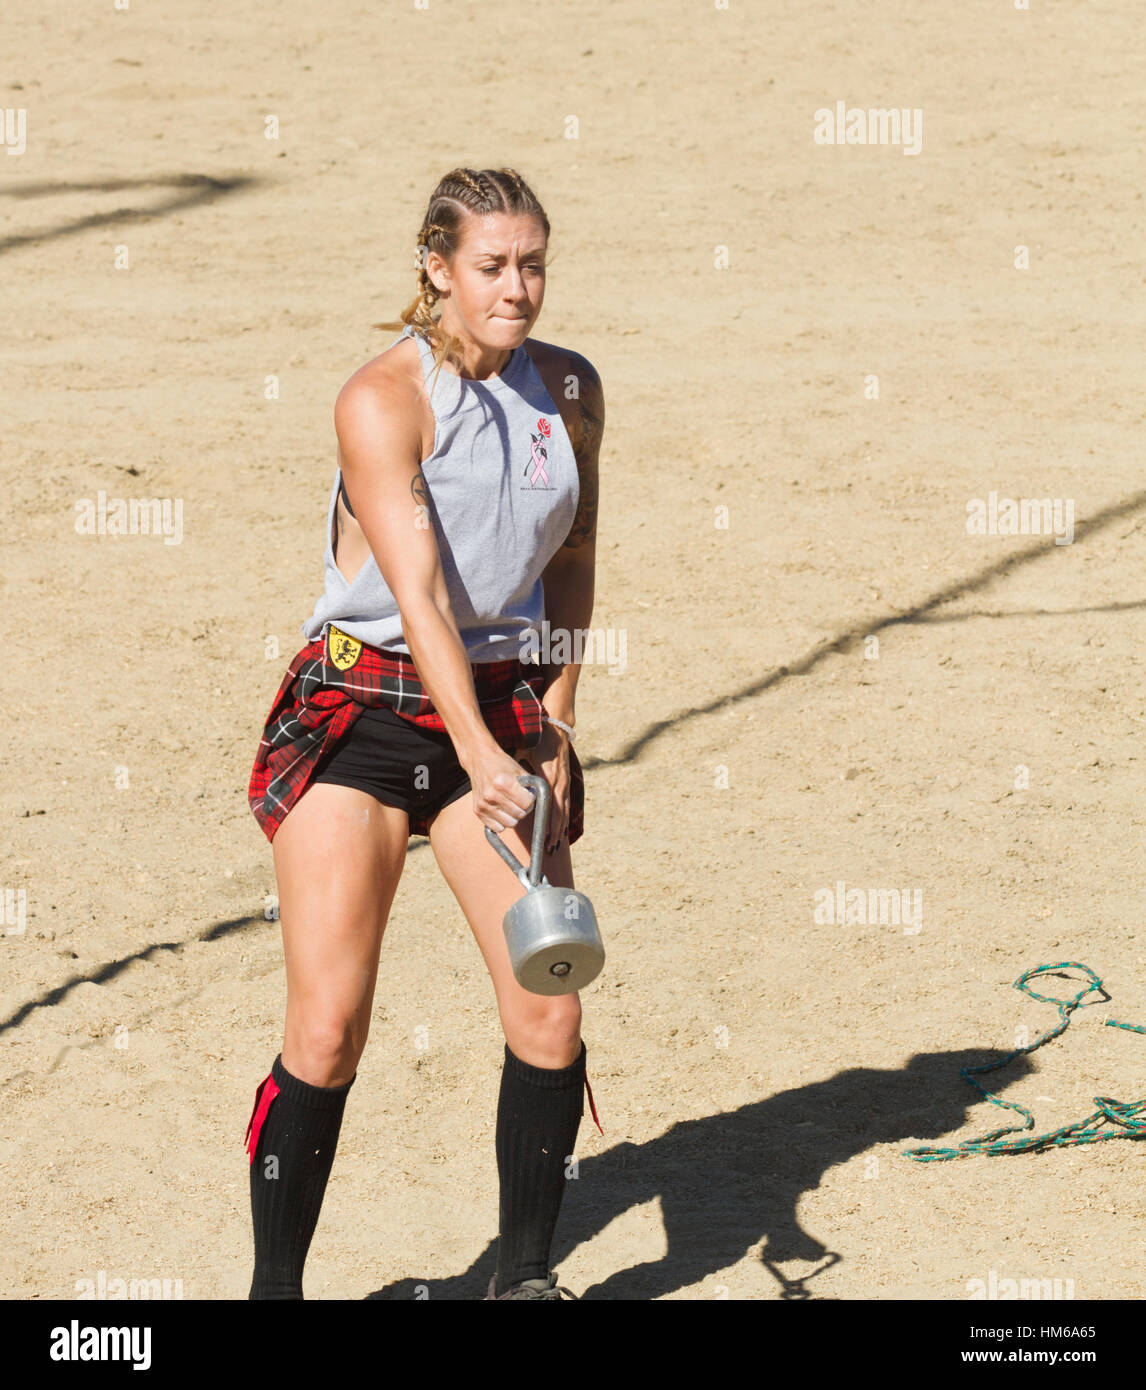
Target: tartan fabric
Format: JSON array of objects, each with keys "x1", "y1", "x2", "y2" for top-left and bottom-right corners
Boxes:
[{"x1": 248, "y1": 626, "x2": 584, "y2": 844}]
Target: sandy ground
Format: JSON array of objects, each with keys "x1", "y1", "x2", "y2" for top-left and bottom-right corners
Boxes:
[{"x1": 3, "y1": 0, "x2": 1146, "y2": 1301}]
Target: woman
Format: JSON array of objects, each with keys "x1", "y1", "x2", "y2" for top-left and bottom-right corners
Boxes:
[{"x1": 245, "y1": 167, "x2": 605, "y2": 1301}]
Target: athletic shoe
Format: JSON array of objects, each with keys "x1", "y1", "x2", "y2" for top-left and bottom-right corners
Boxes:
[{"x1": 484, "y1": 1271, "x2": 579, "y2": 1300}]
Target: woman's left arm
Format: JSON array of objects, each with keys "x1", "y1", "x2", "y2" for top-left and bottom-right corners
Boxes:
[
  {"x1": 540, "y1": 353, "x2": 604, "y2": 726},
  {"x1": 532, "y1": 354, "x2": 604, "y2": 851}
]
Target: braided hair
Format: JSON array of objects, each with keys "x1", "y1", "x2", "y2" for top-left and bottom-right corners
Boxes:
[{"x1": 375, "y1": 168, "x2": 550, "y2": 397}]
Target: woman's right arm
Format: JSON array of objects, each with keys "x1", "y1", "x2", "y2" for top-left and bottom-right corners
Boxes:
[{"x1": 333, "y1": 372, "x2": 536, "y2": 832}]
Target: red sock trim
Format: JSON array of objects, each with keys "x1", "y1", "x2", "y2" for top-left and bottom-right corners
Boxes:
[
  {"x1": 245, "y1": 1073, "x2": 281, "y2": 1165},
  {"x1": 583, "y1": 1072, "x2": 603, "y2": 1136}
]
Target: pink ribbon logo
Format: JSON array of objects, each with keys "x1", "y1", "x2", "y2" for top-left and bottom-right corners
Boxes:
[{"x1": 527, "y1": 437, "x2": 550, "y2": 487}]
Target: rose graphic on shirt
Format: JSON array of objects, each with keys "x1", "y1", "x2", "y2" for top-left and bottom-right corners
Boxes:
[{"x1": 524, "y1": 416, "x2": 552, "y2": 488}]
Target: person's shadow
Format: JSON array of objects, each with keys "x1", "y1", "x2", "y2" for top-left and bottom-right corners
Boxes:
[{"x1": 366, "y1": 1047, "x2": 1033, "y2": 1300}]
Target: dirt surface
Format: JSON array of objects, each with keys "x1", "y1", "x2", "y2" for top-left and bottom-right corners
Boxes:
[{"x1": 3, "y1": 1, "x2": 1145, "y2": 1300}]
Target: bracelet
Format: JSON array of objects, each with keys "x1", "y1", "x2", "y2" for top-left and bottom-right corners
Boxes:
[{"x1": 542, "y1": 713, "x2": 576, "y2": 744}]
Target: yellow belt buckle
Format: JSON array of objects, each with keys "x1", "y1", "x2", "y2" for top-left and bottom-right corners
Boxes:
[{"x1": 327, "y1": 624, "x2": 362, "y2": 672}]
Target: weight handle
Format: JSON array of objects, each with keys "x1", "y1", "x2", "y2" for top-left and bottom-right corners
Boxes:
[{"x1": 483, "y1": 774, "x2": 551, "y2": 889}]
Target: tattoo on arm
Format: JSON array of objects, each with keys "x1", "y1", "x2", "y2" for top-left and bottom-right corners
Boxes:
[
  {"x1": 564, "y1": 359, "x2": 603, "y2": 549},
  {"x1": 410, "y1": 470, "x2": 429, "y2": 507}
]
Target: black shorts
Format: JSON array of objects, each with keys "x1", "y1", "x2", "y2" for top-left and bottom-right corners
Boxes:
[{"x1": 310, "y1": 703, "x2": 518, "y2": 837}]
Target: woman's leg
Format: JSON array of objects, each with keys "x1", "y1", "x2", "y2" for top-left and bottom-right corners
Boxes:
[
  {"x1": 248, "y1": 782, "x2": 409, "y2": 1299},
  {"x1": 427, "y1": 790, "x2": 586, "y2": 1295},
  {"x1": 277, "y1": 784, "x2": 408, "y2": 1086}
]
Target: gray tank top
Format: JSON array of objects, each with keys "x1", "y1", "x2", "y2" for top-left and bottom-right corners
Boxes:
[{"x1": 301, "y1": 325, "x2": 580, "y2": 662}]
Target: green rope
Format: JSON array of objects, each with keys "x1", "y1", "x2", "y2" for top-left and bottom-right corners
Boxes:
[{"x1": 903, "y1": 962, "x2": 1146, "y2": 1161}]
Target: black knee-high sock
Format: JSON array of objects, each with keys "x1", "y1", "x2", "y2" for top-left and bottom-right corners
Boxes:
[
  {"x1": 495, "y1": 1041, "x2": 586, "y2": 1294},
  {"x1": 248, "y1": 1053, "x2": 354, "y2": 1300}
]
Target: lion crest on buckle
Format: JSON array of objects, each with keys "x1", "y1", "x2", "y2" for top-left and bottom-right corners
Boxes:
[{"x1": 327, "y1": 624, "x2": 362, "y2": 672}]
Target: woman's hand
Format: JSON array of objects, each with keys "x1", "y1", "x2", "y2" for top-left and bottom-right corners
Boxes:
[
  {"x1": 518, "y1": 720, "x2": 572, "y2": 856},
  {"x1": 461, "y1": 741, "x2": 539, "y2": 833}
]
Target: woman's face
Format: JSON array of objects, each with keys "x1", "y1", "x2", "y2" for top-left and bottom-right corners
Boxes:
[{"x1": 429, "y1": 212, "x2": 548, "y2": 346}]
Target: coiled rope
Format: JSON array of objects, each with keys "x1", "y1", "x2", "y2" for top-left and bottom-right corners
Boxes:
[{"x1": 904, "y1": 962, "x2": 1146, "y2": 1161}]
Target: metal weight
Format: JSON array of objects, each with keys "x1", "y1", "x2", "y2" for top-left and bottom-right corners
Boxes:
[{"x1": 484, "y1": 774, "x2": 605, "y2": 996}]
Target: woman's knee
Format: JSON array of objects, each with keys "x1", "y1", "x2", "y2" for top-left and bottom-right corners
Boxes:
[
  {"x1": 503, "y1": 997, "x2": 583, "y2": 1069},
  {"x1": 282, "y1": 1010, "x2": 368, "y2": 1087}
]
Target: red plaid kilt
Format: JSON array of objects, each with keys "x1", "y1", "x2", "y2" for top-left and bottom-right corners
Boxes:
[{"x1": 248, "y1": 625, "x2": 585, "y2": 844}]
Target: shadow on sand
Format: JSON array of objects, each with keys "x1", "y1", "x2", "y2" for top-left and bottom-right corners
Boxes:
[{"x1": 366, "y1": 1047, "x2": 1033, "y2": 1300}]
